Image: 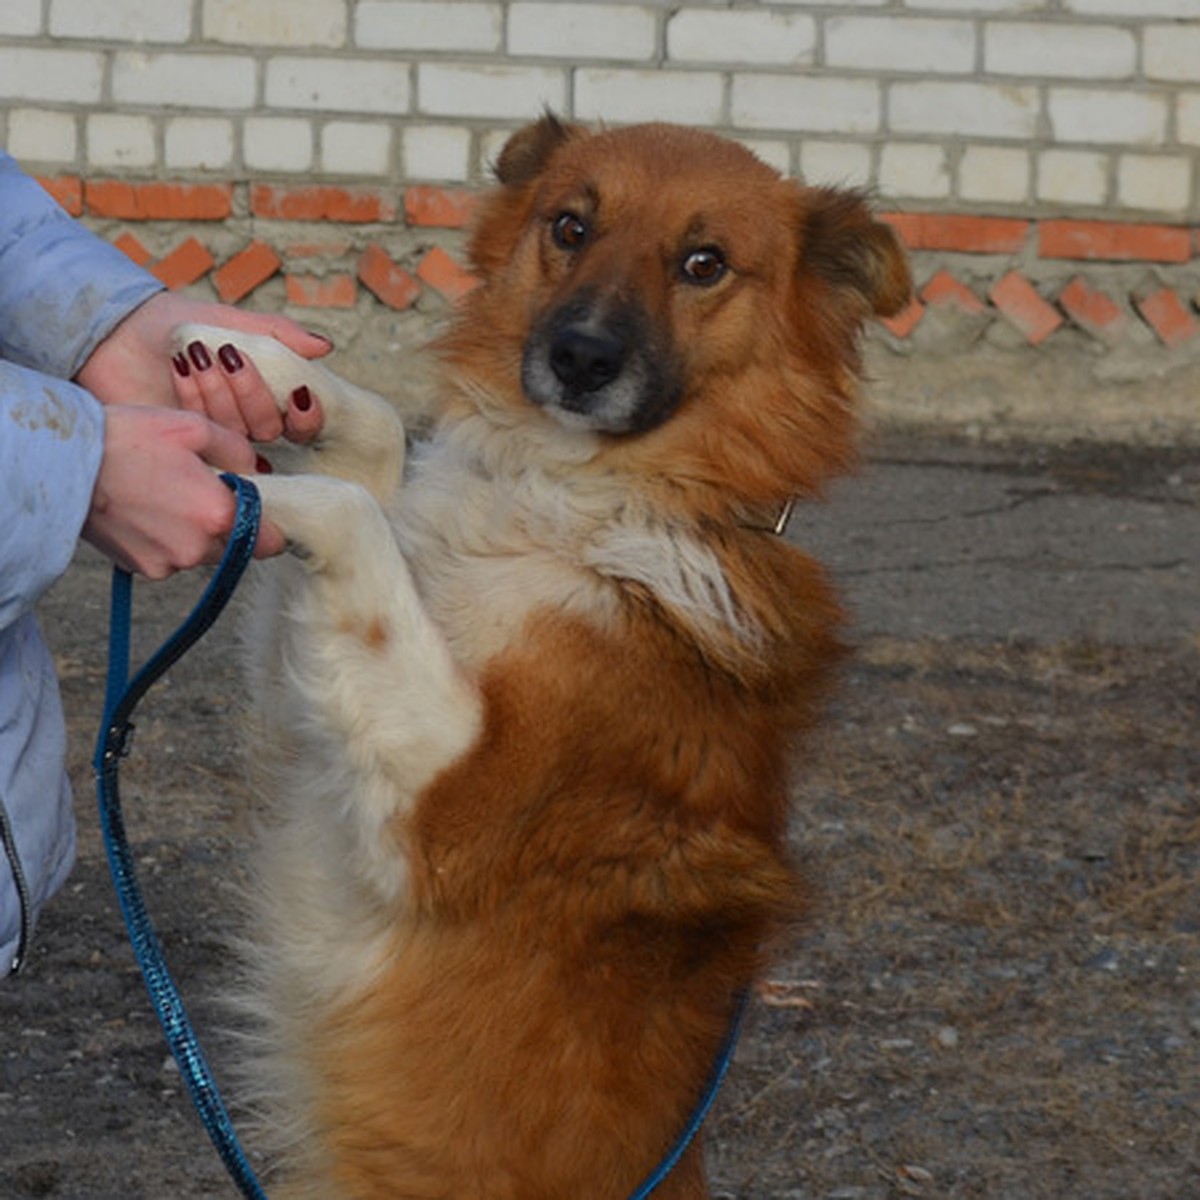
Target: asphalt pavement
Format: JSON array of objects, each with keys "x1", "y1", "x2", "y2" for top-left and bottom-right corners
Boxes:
[{"x1": 790, "y1": 434, "x2": 1200, "y2": 647}]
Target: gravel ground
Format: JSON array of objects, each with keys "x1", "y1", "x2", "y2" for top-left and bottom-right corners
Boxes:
[{"x1": 2, "y1": 432, "x2": 1197, "y2": 1199}]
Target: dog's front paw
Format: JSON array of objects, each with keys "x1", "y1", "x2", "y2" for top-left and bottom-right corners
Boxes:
[
  {"x1": 172, "y1": 323, "x2": 315, "y2": 417},
  {"x1": 255, "y1": 473, "x2": 391, "y2": 577}
]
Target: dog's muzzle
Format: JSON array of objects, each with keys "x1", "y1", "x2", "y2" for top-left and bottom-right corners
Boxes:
[{"x1": 521, "y1": 297, "x2": 681, "y2": 436}]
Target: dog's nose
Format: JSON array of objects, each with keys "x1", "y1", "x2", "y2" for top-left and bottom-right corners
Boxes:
[{"x1": 548, "y1": 327, "x2": 624, "y2": 394}]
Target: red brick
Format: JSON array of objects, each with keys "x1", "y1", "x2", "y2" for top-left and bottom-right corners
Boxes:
[
  {"x1": 879, "y1": 213, "x2": 1030, "y2": 255},
  {"x1": 1133, "y1": 287, "x2": 1197, "y2": 349},
  {"x1": 357, "y1": 243, "x2": 421, "y2": 311},
  {"x1": 149, "y1": 237, "x2": 216, "y2": 290},
  {"x1": 85, "y1": 180, "x2": 233, "y2": 221},
  {"x1": 112, "y1": 231, "x2": 153, "y2": 267},
  {"x1": 285, "y1": 273, "x2": 358, "y2": 309},
  {"x1": 919, "y1": 270, "x2": 985, "y2": 315},
  {"x1": 988, "y1": 272, "x2": 1063, "y2": 346},
  {"x1": 213, "y1": 240, "x2": 282, "y2": 304},
  {"x1": 251, "y1": 184, "x2": 397, "y2": 223},
  {"x1": 405, "y1": 185, "x2": 477, "y2": 229},
  {"x1": 416, "y1": 247, "x2": 479, "y2": 303},
  {"x1": 36, "y1": 175, "x2": 83, "y2": 216},
  {"x1": 879, "y1": 296, "x2": 924, "y2": 339},
  {"x1": 1057, "y1": 276, "x2": 1127, "y2": 345},
  {"x1": 1039, "y1": 220, "x2": 1192, "y2": 264},
  {"x1": 285, "y1": 239, "x2": 354, "y2": 259}
]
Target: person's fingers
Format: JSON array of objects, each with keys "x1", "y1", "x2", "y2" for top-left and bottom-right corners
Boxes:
[
  {"x1": 262, "y1": 317, "x2": 334, "y2": 361},
  {"x1": 188, "y1": 412, "x2": 259, "y2": 478},
  {"x1": 214, "y1": 343, "x2": 287, "y2": 443},
  {"x1": 170, "y1": 350, "x2": 206, "y2": 415},
  {"x1": 253, "y1": 515, "x2": 287, "y2": 559},
  {"x1": 282, "y1": 385, "x2": 324, "y2": 444},
  {"x1": 182, "y1": 339, "x2": 249, "y2": 436},
  {"x1": 185, "y1": 304, "x2": 335, "y2": 361}
]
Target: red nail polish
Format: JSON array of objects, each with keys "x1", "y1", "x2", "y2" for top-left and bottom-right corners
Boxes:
[
  {"x1": 255, "y1": 455, "x2": 274, "y2": 474},
  {"x1": 188, "y1": 341, "x2": 212, "y2": 371},
  {"x1": 218, "y1": 344, "x2": 244, "y2": 373},
  {"x1": 171, "y1": 352, "x2": 190, "y2": 377},
  {"x1": 292, "y1": 385, "x2": 312, "y2": 412}
]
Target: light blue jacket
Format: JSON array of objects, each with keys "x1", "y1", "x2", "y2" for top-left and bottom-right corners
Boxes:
[{"x1": 0, "y1": 150, "x2": 163, "y2": 975}]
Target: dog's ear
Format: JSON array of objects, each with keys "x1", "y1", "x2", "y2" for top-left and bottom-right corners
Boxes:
[
  {"x1": 798, "y1": 188, "x2": 912, "y2": 319},
  {"x1": 495, "y1": 113, "x2": 586, "y2": 187}
]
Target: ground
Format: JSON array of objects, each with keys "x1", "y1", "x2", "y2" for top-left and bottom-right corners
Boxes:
[{"x1": 1, "y1": 430, "x2": 1197, "y2": 1199}]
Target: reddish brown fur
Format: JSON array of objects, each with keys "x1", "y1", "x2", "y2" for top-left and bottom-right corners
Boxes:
[{"x1": 284, "y1": 118, "x2": 909, "y2": 1198}]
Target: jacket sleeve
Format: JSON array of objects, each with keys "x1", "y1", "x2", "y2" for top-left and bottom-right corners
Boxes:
[
  {"x1": 0, "y1": 149, "x2": 163, "y2": 380},
  {"x1": 0, "y1": 361, "x2": 105, "y2": 630}
]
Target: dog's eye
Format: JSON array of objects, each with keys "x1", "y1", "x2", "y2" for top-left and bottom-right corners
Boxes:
[
  {"x1": 681, "y1": 247, "x2": 726, "y2": 286},
  {"x1": 552, "y1": 212, "x2": 589, "y2": 250}
]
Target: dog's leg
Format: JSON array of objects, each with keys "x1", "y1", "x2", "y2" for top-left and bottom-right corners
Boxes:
[
  {"x1": 172, "y1": 322, "x2": 406, "y2": 500},
  {"x1": 252, "y1": 472, "x2": 482, "y2": 904}
]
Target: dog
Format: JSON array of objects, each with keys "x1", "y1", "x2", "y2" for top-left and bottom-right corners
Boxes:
[{"x1": 177, "y1": 115, "x2": 909, "y2": 1199}]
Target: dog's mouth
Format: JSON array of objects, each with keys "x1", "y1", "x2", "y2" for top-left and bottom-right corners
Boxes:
[{"x1": 521, "y1": 298, "x2": 682, "y2": 436}]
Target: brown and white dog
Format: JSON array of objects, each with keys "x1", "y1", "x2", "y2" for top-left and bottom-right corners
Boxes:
[{"x1": 178, "y1": 116, "x2": 909, "y2": 1199}]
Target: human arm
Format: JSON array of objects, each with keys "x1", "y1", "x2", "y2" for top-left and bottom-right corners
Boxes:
[
  {"x1": 1, "y1": 359, "x2": 283, "y2": 600},
  {"x1": 0, "y1": 364, "x2": 104, "y2": 627},
  {"x1": 0, "y1": 149, "x2": 325, "y2": 441},
  {"x1": 0, "y1": 150, "x2": 163, "y2": 380}
]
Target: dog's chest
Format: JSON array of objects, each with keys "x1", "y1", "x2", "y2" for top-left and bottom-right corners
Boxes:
[{"x1": 391, "y1": 451, "x2": 618, "y2": 670}]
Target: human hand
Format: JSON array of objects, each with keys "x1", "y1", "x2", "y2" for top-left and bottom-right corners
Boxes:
[
  {"x1": 170, "y1": 334, "x2": 323, "y2": 445},
  {"x1": 75, "y1": 292, "x2": 329, "y2": 440},
  {"x1": 82, "y1": 405, "x2": 286, "y2": 579}
]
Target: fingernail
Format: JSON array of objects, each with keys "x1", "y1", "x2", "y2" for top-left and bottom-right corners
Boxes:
[
  {"x1": 187, "y1": 341, "x2": 212, "y2": 371},
  {"x1": 171, "y1": 352, "x2": 190, "y2": 378},
  {"x1": 255, "y1": 455, "x2": 274, "y2": 475},
  {"x1": 292, "y1": 385, "x2": 312, "y2": 412},
  {"x1": 218, "y1": 344, "x2": 244, "y2": 373},
  {"x1": 306, "y1": 329, "x2": 334, "y2": 349}
]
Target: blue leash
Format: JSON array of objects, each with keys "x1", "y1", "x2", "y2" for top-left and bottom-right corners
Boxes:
[
  {"x1": 94, "y1": 470, "x2": 744, "y2": 1198},
  {"x1": 94, "y1": 473, "x2": 267, "y2": 1199},
  {"x1": 627, "y1": 987, "x2": 748, "y2": 1199}
]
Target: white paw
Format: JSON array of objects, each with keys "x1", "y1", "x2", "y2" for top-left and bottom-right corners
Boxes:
[
  {"x1": 255, "y1": 473, "x2": 390, "y2": 574},
  {"x1": 173, "y1": 323, "x2": 318, "y2": 415}
]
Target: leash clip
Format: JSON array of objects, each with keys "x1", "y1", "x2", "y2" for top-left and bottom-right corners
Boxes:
[{"x1": 102, "y1": 721, "x2": 136, "y2": 767}]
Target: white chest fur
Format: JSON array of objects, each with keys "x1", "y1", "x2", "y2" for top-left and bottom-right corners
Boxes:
[
  {"x1": 390, "y1": 415, "x2": 757, "y2": 669},
  {"x1": 391, "y1": 424, "x2": 622, "y2": 669}
]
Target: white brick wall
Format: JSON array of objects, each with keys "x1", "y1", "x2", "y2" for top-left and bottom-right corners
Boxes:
[
  {"x1": 1037, "y1": 150, "x2": 1110, "y2": 207},
  {"x1": 165, "y1": 117, "x2": 236, "y2": 171},
  {"x1": 0, "y1": 47, "x2": 104, "y2": 104},
  {"x1": 113, "y1": 51, "x2": 256, "y2": 110},
  {"x1": 51, "y1": 0, "x2": 191, "y2": 43},
  {"x1": 203, "y1": 0, "x2": 347, "y2": 49},
  {"x1": 985, "y1": 23, "x2": 1137, "y2": 80},
  {"x1": 666, "y1": 10, "x2": 816, "y2": 67},
  {"x1": 825, "y1": 18, "x2": 975, "y2": 75},
  {"x1": 0, "y1": 0, "x2": 1197, "y2": 218},
  {"x1": 733, "y1": 75, "x2": 880, "y2": 135},
  {"x1": 0, "y1": 1, "x2": 40, "y2": 37},
  {"x1": 244, "y1": 116, "x2": 314, "y2": 173},
  {"x1": 7, "y1": 109, "x2": 78, "y2": 164},
  {"x1": 266, "y1": 57, "x2": 412, "y2": 115},
  {"x1": 577, "y1": 69, "x2": 723, "y2": 127},
  {"x1": 356, "y1": 2, "x2": 501, "y2": 54},
  {"x1": 512, "y1": 4, "x2": 656, "y2": 62},
  {"x1": 87, "y1": 113, "x2": 157, "y2": 169}
]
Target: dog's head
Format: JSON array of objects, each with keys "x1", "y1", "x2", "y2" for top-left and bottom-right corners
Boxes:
[{"x1": 443, "y1": 116, "x2": 910, "y2": 502}]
